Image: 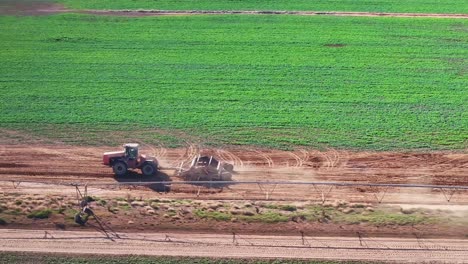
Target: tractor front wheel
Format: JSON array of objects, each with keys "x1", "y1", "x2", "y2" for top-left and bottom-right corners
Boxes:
[
  {"x1": 113, "y1": 161, "x2": 127, "y2": 177},
  {"x1": 141, "y1": 162, "x2": 157, "y2": 176}
]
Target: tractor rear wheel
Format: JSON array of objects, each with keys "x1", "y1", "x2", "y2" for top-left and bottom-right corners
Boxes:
[
  {"x1": 141, "y1": 162, "x2": 157, "y2": 176},
  {"x1": 113, "y1": 161, "x2": 127, "y2": 176}
]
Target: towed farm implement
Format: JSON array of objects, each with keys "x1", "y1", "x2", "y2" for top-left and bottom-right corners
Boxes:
[{"x1": 103, "y1": 144, "x2": 235, "y2": 181}]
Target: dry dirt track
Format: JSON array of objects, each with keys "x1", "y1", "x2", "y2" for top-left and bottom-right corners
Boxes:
[
  {"x1": 1, "y1": 229, "x2": 467, "y2": 263},
  {"x1": 0, "y1": 144, "x2": 467, "y2": 204},
  {"x1": 81, "y1": 10, "x2": 468, "y2": 19},
  {"x1": 1, "y1": 1, "x2": 467, "y2": 19}
]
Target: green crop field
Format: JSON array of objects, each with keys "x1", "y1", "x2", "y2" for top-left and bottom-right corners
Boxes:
[
  {"x1": 0, "y1": 14, "x2": 467, "y2": 150},
  {"x1": 55, "y1": 0, "x2": 468, "y2": 14}
]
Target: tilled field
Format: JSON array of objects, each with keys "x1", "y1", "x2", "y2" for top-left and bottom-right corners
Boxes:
[{"x1": 1, "y1": 144, "x2": 467, "y2": 204}]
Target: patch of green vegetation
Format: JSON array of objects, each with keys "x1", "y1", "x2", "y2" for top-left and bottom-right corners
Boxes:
[
  {"x1": 8, "y1": 208, "x2": 23, "y2": 216},
  {"x1": 263, "y1": 204, "x2": 279, "y2": 210},
  {"x1": 97, "y1": 199, "x2": 107, "y2": 206},
  {"x1": 147, "y1": 198, "x2": 174, "y2": 204},
  {"x1": 171, "y1": 199, "x2": 192, "y2": 205},
  {"x1": 0, "y1": 251, "x2": 379, "y2": 264},
  {"x1": 119, "y1": 204, "x2": 132, "y2": 211},
  {"x1": 195, "y1": 209, "x2": 231, "y2": 221},
  {"x1": 334, "y1": 209, "x2": 435, "y2": 226},
  {"x1": 196, "y1": 207, "x2": 290, "y2": 223},
  {"x1": 55, "y1": 0, "x2": 468, "y2": 14},
  {"x1": 0, "y1": 14, "x2": 466, "y2": 150},
  {"x1": 27, "y1": 209, "x2": 53, "y2": 219},
  {"x1": 91, "y1": 196, "x2": 107, "y2": 206},
  {"x1": 239, "y1": 212, "x2": 290, "y2": 223},
  {"x1": 84, "y1": 196, "x2": 96, "y2": 202},
  {"x1": 279, "y1": 204, "x2": 297, "y2": 212},
  {"x1": 63, "y1": 208, "x2": 79, "y2": 220},
  {"x1": 0, "y1": 218, "x2": 6, "y2": 225},
  {"x1": 108, "y1": 207, "x2": 119, "y2": 214},
  {"x1": 14, "y1": 200, "x2": 22, "y2": 206},
  {"x1": 167, "y1": 211, "x2": 177, "y2": 217},
  {"x1": 56, "y1": 207, "x2": 66, "y2": 214}
]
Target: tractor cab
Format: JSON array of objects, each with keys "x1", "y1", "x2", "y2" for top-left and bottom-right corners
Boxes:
[{"x1": 124, "y1": 143, "x2": 139, "y2": 160}]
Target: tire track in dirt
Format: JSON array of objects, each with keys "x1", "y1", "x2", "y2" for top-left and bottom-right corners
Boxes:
[
  {"x1": 0, "y1": 170, "x2": 107, "y2": 178},
  {"x1": 299, "y1": 149, "x2": 310, "y2": 167},
  {"x1": 152, "y1": 144, "x2": 167, "y2": 162},
  {"x1": 2, "y1": 2, "x2": 466, "y2": 19},
  {"x1": 309, "y1": 150, "x2": 329, "y2": 169},
  {"x1": 285, "y1": 151, "x2": 303, "y2": 168},
  {"x1": 82, "y1": 9, "x2": 468, "y2": 19},
  {"x1": 226, "y1": 149, "x2": 245, "y2": 168},
  {"x1": 214, "y1": 149, "x2": 230, "y2": 164},
  {"x1": 323, "y1": 148, "x2": 348, "y2": 170},
  {"x1": 1, "y1": 144, "x2": 467, "y2": 191},
  {"x1": 253, "y1": 150, "x2": 274, "y2": 168},
  {"x1": 176, "y1": 142, "x2": 200, "y2": 168},
  {"x1": 215, "y1": 149, "x2": 244, "y2": 168},
  {"x1": 165, "y1": 142, "x2": 198, "y2": 169}
]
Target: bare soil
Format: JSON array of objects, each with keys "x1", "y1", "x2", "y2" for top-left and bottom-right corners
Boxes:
[
  {"x1": 2, "y1": 229, "x2": 468, "y2": 262},
  {"x1": 0, "y1": 145, "x2": 468, "y2": 203},
  {"x1": 0, "y1": 1, "x2": 466, "y2": 18},
  {"x1": 1, "y1": 144, "x2": 466, "y2": 186},
  {"x1": 0, "y1": 0, "x2": 67, "y2": 16},
  {"x1": 0, "y1": 143, "x2": 467, "y2": 239},
  {"x1": 82, "y1": 10, "x2": 468, "y2": 19}
]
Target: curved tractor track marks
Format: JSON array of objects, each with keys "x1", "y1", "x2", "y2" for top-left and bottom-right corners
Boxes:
[
  {"x1": 285, "y1": 151, "x2": 303, "y2": 168},
  {"x1": 321, "y1": 149, "x2": 349, "y2": 170},
  {"x1": 215, "y1": 149, "x2": 244, "y2": 168},
  {"x1": 252, "y1": 150, "x2": 274, "y2": 168},
  {"x1": 171, "y1": 142, "x2": 200, "y2": 169},
  {"x1": 0, "y1": 145, "x2": 467, "y2": 189}
]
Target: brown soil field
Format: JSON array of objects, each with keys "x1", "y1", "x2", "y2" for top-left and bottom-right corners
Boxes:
[
  {"x1": 0, "y1": 144, "x2": 467, "y2": 239},
  {"x1": 0, "y1": 144, "x2": 467, "y2": 203},
  {"x1": 0, "y1": 0, "x2": 67, "y2": 16}
]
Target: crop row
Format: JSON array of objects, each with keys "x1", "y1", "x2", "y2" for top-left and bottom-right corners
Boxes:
[{"x1": 0, "y1": 14, "x2": 466, "y2": 150}]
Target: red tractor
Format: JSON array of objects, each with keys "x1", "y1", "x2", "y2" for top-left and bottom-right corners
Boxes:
[{"x1": 103, "y1": 143, "x2": 158, "y2": 177}]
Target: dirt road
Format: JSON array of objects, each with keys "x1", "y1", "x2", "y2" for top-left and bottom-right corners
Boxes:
[
  {"x1": 1, "y1": 1, "x2": 467, "y2": 19},
  {"x1": 0, "y1": 229, "x2": 467, "y2": 262},
  {"x1": 81, "y1": 10, "x2": 468, "y2": 19}
]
